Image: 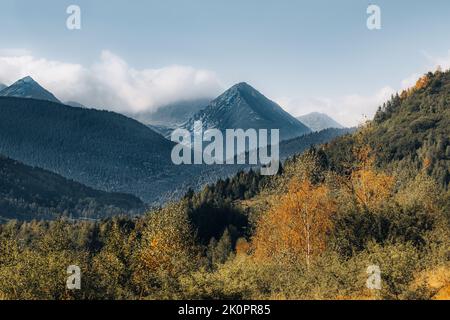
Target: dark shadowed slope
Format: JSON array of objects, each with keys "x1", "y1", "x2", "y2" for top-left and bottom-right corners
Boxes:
[{"x1": 0, "y1": 154, "x2": 144, "y2": 221}]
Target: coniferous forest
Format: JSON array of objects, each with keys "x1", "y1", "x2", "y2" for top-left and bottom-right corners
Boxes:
[{"x1": 0, "y1": 70, "x2": 448, "y2": 300}]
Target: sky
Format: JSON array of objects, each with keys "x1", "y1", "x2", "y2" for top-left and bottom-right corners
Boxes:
[{"x1": 1, "y1": 0, "x2": 450, "y2": 126}]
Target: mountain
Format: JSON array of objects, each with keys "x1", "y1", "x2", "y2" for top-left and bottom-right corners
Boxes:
[
  {"x1": 0, "y1": 95, "x2": 353, "y2": 203},
  {"x1": 0, "y1": 79, "x2": 354, "y2": 206},
  {"x1": 297, "y1": 112, "x2": 344, "y2": 132},
  {"x1": 0, "y1": 76, "x2": 61, "y2": 103},
  {"x1": 0, "y1": 154, "x2": 144, "y2": 221},
  {"x1": 0, "y1": 83, "x2": 7, "y2": 92},
  {"x1": 182, "y1": 83, "x2": 311, "y2": 141},
  {"x1": 0, "y1": 96, "x2": 202, "y2": 203}
]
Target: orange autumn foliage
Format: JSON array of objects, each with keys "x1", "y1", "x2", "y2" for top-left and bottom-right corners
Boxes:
[
  {"x1": 345, "y1": 144, "x2": 395, "y2": 211},
  {"x1": 400, "y1": 74, "x2": 431, "y2": 99},
  {"x1": 134, "y1": 202, "x2": 197, "y2": 280},
  {"x1": 349, "y1": 168, "x2": 395, "y2": 211},
  {"x1": 252, "y1": 178, "x2": 336, "y2": 267},
  {"x1": 414, "y1": 74, "x2": 430, "y2": 91},
  {"x1": 235, "y1": 238, "x2": 251, "y2": 256}
]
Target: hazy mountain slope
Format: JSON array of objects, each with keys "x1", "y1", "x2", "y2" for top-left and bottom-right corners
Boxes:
[
  {"x1": 182, "y1": 83, "x2": 311, "y2": 141},
  {"x1": 133, "y1": 98, "x2": 211, "y2": 126},
  {"x1": 297, "y1": 112, "x2": 344, "y2": 132},
  {"x1": 0, "y1": 83, "x2": 6, "y2": 92},
  {"x1": 65, "y1": 101, "x2": 87, "y2": 109},
  {"x1": 147, "y1": 124, "x2": 176, "y2": 138},
  {"x1": 0, "y1": 154, "x2": 144, "y2": 221},
  {"x1": 0, "y1": 76, "x2": 61, "y2": 103}
]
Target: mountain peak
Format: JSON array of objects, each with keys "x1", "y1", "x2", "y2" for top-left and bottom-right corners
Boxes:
[
  {"x1": 19, "y1": 76, "x2": 35, "y2": 83},
  {"x1": 0, "y1": 76, "x2": 61, "y2": 103},
  {"x1": 226, "y1": 82, "x2": 259, "y2": 96},
  {"x1": 231, "y1": 82, "x2": 252, "y2": 90},
  {"x1": 183, "y1": 83, "x2": 311, "y2": 141},
  {"x1": 217, "y1": 82, "x2": 268, "y2": 105}
]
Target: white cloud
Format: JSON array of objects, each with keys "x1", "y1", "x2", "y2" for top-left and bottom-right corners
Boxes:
[
  {"x1": 401, "y1": 73, "x2": 422, "y2": 90},
  {"x1": 0, "y1": 48, "x2": 32, "y2": 56},
  {"x1": 277, "y1": 86, "x2": 396, "y2": 127},
  {"x1": 0, "y1": 50, "x2": 223, "y2": 113},
  {"x1": 423, "y1": 50, "x2": 450, "y2": 71},
  {"x1": 399, "y1": 51, "x2": 450, "y2": 91}
]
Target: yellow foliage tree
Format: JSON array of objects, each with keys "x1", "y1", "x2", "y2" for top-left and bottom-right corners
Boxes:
[
  {"x1": 252, "y1": 178, "x2": 336, "y2": 268},
  {"x1": 341, "y1": 144, "x2": 395, "y2": 212},
  {"x1": 349, "y1": 168, "x2": 395, "y2": 212},
  {"x1": 132, "y1": 201, "x2": 198, "y2": 297}
]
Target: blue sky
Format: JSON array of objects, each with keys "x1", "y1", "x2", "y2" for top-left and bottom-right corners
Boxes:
[{"x1": 1, "y1": 0, "x2": 450, "y2": 125}]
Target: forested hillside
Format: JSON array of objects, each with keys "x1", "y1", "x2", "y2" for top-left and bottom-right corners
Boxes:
[
  {"x1": 0, "y1": 155, "x2": 144, "y2": 221},
  {"x1": 0, "y1": 97, "x2": 184, "y2": 202},
  {"x1": 0, "y1": 70, "x2": 448, "y2": 300},
  {"x1": 373, "y1": 71, "x2": 450, "y2": 187},
  {"x1": 325, "y1": 69, "x2": 449, "y2": 187}
]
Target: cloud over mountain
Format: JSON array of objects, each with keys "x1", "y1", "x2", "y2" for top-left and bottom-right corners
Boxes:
[{"x1": 0, "y1": 50, "x2": 222, "y2": 113}]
